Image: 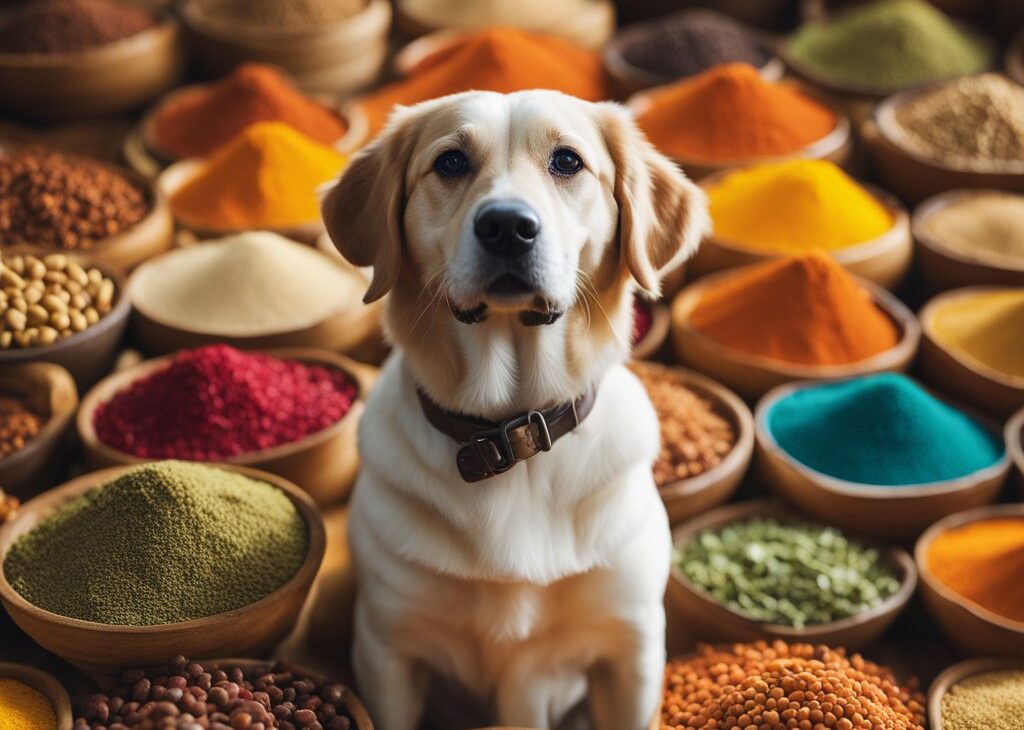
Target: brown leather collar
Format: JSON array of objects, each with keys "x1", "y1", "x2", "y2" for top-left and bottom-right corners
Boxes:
[{"x1": 417, "y1": 385, "x2": 598, "y2": 482}]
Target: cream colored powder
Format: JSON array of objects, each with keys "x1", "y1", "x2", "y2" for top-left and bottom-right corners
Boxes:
[
  {"x1": 131, "y1": 232, "x2": 365, "y2": 336},
  {"x1": 922, "y1": 192, "x2": 1024, "y2": 269},
  {"x1": 401, "y1": 0, "x2": 590, "y2": 29}
]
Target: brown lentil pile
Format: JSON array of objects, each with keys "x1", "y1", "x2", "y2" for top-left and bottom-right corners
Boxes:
[
  {"x1": 0, "y1": 394, "x2": 43, "y2": 458},
  {"x1": 75, "y1": 656, "x2": 355, "y2": 730},
  {"x1": 0, "y1": 0, "x2": 155, "y2": 55},
  {"x1": 630, "y1": 361, "x2": 736, "y2": 485},
  {"x1": 661, "y1": 641, "x2": 925, "y2": 730},
  {"x1": 0, "y1": 147, "x2": 149, "y2": 250},
  {"x1": 0, "y1": 488, "x2": 18, "y2": 524},
  {"x1": 0, "y1": 252, "x2": 116, "y2": 349}
]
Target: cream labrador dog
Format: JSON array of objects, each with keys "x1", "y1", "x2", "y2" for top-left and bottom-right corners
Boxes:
[{"x1": 321, "y1": 90, "x2": 708, "y2": 730}]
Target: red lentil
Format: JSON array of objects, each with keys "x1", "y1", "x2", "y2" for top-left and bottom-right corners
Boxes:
[
  {"x1": 0, "y1": 488, "x2": 17, "y2": 524},
  {"x1": 92, "y1": 345, "x2": 358, "y2": 461},
  {"x1": 0, "y1": 395, "x2": 43, "y2": 458}
]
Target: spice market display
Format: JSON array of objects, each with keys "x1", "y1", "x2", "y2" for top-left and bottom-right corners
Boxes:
[{"x1": 0, "y1": 1, "x2": 1021, "y2": 730}]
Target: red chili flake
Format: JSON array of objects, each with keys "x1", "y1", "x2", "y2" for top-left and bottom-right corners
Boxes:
[
  {"x1": 93, "y1": 345, "x2": 358, "y2": 461},
  {"x1": 632, "y1": 296, "x2": 653, "y2": 345}
]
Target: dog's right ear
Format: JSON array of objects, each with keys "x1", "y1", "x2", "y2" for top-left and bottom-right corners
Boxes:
[{"x1": 321, "y1": 109, "x2": 418, "y2": 303}]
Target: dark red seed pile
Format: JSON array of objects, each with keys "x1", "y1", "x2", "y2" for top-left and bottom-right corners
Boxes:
[
  {"x1": 0, "y1": 0, "x2": 155, "y2": 55},
  {"x1": 632, "y1": 296, "x2": 653, "y2": 345},
  {"x1": 93, "y1": 345, "x2": 358, "y2": 461},
  {"x1": 74, "y1": 656, "x2": 354, "y2": 730}
]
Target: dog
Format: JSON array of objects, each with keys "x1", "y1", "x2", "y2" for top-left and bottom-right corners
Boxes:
[{"x1": 321, "y1": 89, "x2": 709, "y2": 730}]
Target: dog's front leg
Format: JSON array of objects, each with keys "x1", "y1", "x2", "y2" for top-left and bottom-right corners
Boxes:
[
  {"x1": 587, "y1": 607, "x2": 666, "y2": 730},
  {"x1": 495, "y1": 667, "x2": 559, "y2": 729}
]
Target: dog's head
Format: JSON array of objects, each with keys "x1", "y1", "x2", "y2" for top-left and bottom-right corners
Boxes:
[{"x1": 322, "y1": 90, "x2": 708, "y2": 412}]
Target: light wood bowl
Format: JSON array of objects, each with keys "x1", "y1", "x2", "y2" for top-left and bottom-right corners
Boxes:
[
  {"x1": 76, "y1": 348, "x2": 368, "y2": 506},
  {"x1": 0, "y1": 249, "x2": 131, "y2": 389},
  {"x1": 915, "y1": 504, "x2": 1024, "y2": 657},
  {"x1": 913, "y1": 189, "x2": 1024, "y2": 294},
  {"x1": 126, "y1": 242, "x2": 383, "y2": 358},
  {"x1": 627, "y1": 83, "x2": 853, "y2": 181},
  {"x1": 630, "y1": 361, "x2": 753, "y2": 526},
  {"x1": 393, "y1": 0, "x2": 615, "y2": 49},
  {"x1": 918, "y1": 287, "x2": 1024, "y2": 419},
  {"x1": 865, "y1": 79, "x2": 1024, "y2": 205},
  {"x1": 1008, "y1": 406, "x2": 1024, "y2": 493},
  {"x1": 602, "y1": 9, "x2": 783, "y2": 99},
  {"x1": 670, "y1": 267, "x2": 920, "y2": 401},
  {"x1": 0, "y1": 16, "x2": 184, "y2": 122},
  {"x1": 1008, "y1": 30, "x2": 1024, "y2": 87},
  {"x1": 181, "y1": 0, "x2": 391, "y2": 95},
  {"x1": 0, "y1": 363, "x2": 78, "y2": 500},
  {"x1": 631, "y1": 299, "x2": 669, "y2": 361},
  {"x1": 0, "y1": 661, "x2": 73, "y2": 730},
  {"x1": 690, "y1": 174, "x2": 912, "y2": 289},
  {"x1": 0, "y1": 463, "x2": 327, "y2": 677},
  {"x1": 666, "y1": 499, "x2": 916, "y2": 653},
  {"x1": 928, "y1": 657, "x2": 1024, "y2": 729},
  {"x1": 755, "y1": 379, "x2": 1011, "y2": 542}
]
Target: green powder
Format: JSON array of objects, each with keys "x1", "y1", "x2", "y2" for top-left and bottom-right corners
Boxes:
[
  {"x1": 676, "y1": 517, "x2": 901, "y2": 628},
  {"x1": 787, "y1": 0, "x2": 991, "y2": 93},
  {"x1": 3, "y1": 461, "x2": 308, "y2": 626}
]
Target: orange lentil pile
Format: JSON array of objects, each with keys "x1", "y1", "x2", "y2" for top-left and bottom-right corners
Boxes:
[
  {"x1": 661, "y1": 641, "x2": 925, "y2": 730},
  {"x1": 0, "y1": 488, "x2": 17, "y2": 524}
]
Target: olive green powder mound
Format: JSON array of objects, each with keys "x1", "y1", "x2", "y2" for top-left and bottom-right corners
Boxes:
[{"x1": 3, "y1": 461, "x2": 308, "y2": 626}]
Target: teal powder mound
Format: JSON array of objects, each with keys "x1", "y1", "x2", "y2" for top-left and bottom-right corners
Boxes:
[
  {"x1": 767, "y1": 373, "x2": 1004, "y2": 486},
  {"x1": 787, "y1": 0, "x2": 991, "y2": 93}
]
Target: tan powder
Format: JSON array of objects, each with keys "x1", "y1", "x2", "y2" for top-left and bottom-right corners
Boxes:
[{"x1": 922, "y1": 192, "x2": 1024, "y2": 269}]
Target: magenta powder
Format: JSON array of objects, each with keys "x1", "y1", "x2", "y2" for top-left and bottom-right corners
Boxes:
[{"x1": 93, "y1": 345, "x2": 357, "y2": 460}]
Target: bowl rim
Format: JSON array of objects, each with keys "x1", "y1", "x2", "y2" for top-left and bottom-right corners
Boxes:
[
  {"x1": 0, "y1": 14, "x2": 179, "y2": 66},
  {"x1": 0, "y1": 363, "x2": 78, "y2": 474},
  {"x1": 0, "y1": 249, "x2": 130, "y2": 362},
  {"x1": 1008, "y1": 405, "x2": 1024, "y2": 479},
  {"x1": 627, "y1": 81, "x2": 850, "y2": 169},
  {"x1": 914, "y1": 503, "x2": 1024, "y2": 634},
  {"x1": 912, "y1": 189, "x2": 1024, "y2": 274},
  {"x1": 672, "y1": 263, "x2": 921, "y2": 379},
  {"x1": 927, "y1": 656, "x2": 1024, "y2": 730},
  {"x1": 125, "y1": 232, "x2": 369, "y2": 340},
  {"x1": 919, "y1": 285, "x2": 1024, "y2": 389},
  {"x1": 755, "y1": 376, "x2": 1012, "y2": 499},
  {"x1": 0, "y1": 660, "x2": 73, "y2": 730},
  {"x1": 669, "y1": 498, "x2": 918, "y2": 636},
  {"x1": 628, "y1": 359, "x2": 754, "y2": 499},
  {"x1": 181, "y1": 0, "x2": 390, "y2": 43},
  {"x1": 874, "y1": 73, "x2": 1024, "y2": 176},
  {"x1": 0, "y1": 462, "x2": 327, "y2": 636},
  {"x1": 77, "y1": 346, "x2": 365, "y2": 467}
]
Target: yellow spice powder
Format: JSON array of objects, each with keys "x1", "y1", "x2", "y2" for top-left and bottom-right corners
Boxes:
[
  {"x1": 0, "y1": 678, "x2": 56, "y2": 730},
  {"x1": 931, "y1": 289, "x2": 1024, "y2": 380},
  {"x1": 707, "y1": 159, "x2": 893, "y2": 254}
]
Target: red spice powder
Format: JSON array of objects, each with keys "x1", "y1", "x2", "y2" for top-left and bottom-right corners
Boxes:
[{"x1": 93, "y1": 345, "x2": 357, "y2": 460}]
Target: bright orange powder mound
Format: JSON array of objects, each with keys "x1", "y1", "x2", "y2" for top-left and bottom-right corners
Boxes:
[
  {"x1": 359, "y1": 27, "x2": 608, "y2": 134},
  {"x1": 684, "y1": 254, "x2": 900, "y2": 366},
  {"x1": 637, "y1": 63, "x2": 837, "y2": 162}
]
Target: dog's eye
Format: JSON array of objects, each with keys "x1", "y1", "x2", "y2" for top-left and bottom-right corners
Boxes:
[
  {"x1": 434, "y1": 150, "x2": 470, "y2": 178},
  {"x1": 550, "y1": 148, "x2": 584, "y2": 177}
]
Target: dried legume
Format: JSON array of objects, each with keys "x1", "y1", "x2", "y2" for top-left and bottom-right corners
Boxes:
[
  {"x1": 630, "y1": 362, "x2": 736, "y2": 485},
  {"x1": 0, "y1": 252, "x2": 116, "y2": 349},
  {"x1": 0, "y1": 394, "x2": 43, "y2": 458},
  {"x1": 676, "y1": 516, "x2": 901, "y2": 627},
  {"x1": 0, "y1": 488, "x2": 18, "y2": 525},
  {"x1": 940, "y1": 668, "x2": 1024, "y2": 730},
  {"x1": 661, "y1": 641, "x2": 926, "y2": 730},
  {"x1": 74, "y1": 656, "x2": 355, "y2": 730}
]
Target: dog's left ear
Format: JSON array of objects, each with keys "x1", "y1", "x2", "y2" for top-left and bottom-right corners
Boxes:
[{"x1": 599, "y1": 103, "x2": 710, "y2": 297}]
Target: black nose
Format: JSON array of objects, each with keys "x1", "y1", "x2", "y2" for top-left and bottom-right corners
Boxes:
[{"x1": 474, "y1": 201, "x2": 540, "y2": 258}]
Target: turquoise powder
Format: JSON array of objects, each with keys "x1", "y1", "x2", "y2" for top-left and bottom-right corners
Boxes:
[{"x1": 766, "y1": 373, "x2": 1004, "y2": 486}]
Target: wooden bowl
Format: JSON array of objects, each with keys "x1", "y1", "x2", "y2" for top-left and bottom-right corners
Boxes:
[
  {"x1": 670, "y1": 268, "x2": 920, "y2": 401},
  {"x1": 0, "y1": 363, "x2": 78, "y2": 500},
  {"x1": 631, "y1": 299, "x2": 669, "y2": 361},
  {"x1": 0, "y1": 251, "x2": 131, "y2": 389},
  {"x1": 602, "y1": 9, "x2": 783, "y2": 100},
  {"x1": 913, "y1": 189, "x2": 1024, "y2": 294},
  {"x1": 865, "y1": 80, "x2": 1024, "y2": 205},
  {"x1": 1008, "y1": 30, "x2": 1024, "y2": 87},
  {"x1": 0, "y1": 463, "x2": 327, "y2": 677},
  {"x1": 393, "y1": 0, "x2": 615, "y2": 49},
  {"x1": 1008, "y1": 406, "x2": 1024, "y2": 493},
  {"x1": 928, "y1": 657, "x2": 1024, "y2": 729},
  {"x1": 626, "y1": 83, "x2": 853, "y2": 181},
  {"x1": 0, "y1": 661, "x2": 73, "y2": 730},
  {"x1": 755, "y1": 380, "x2": 1011, "y2": 542},
  {"x1": 630, "y1": 361, "x2": 753, "y2": 526},
  {"x1": 918, "y1": 287, "x2": 1024, "y2": 419},
  {"x1": 0, "y1": 16, "x2": 184, "y2": 122},
  {"x1": 127, "y1": 243, "x2": 383, "y2": 358},
  {"x1": 690, "y1": 174, "x2": 913, "y2": 290},
  {"x1": 181, "y1": 0, "x2": 391, "y2": 95},
  {"x1": 666, "y1": 499, "x2": 916, "y2": 652},
  {"x1": 915, "y1": 504, "x2": 1024, "y2": 657},
  {"x1": 76, "y1": 348, "x2": 366, "y2": 506}
]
